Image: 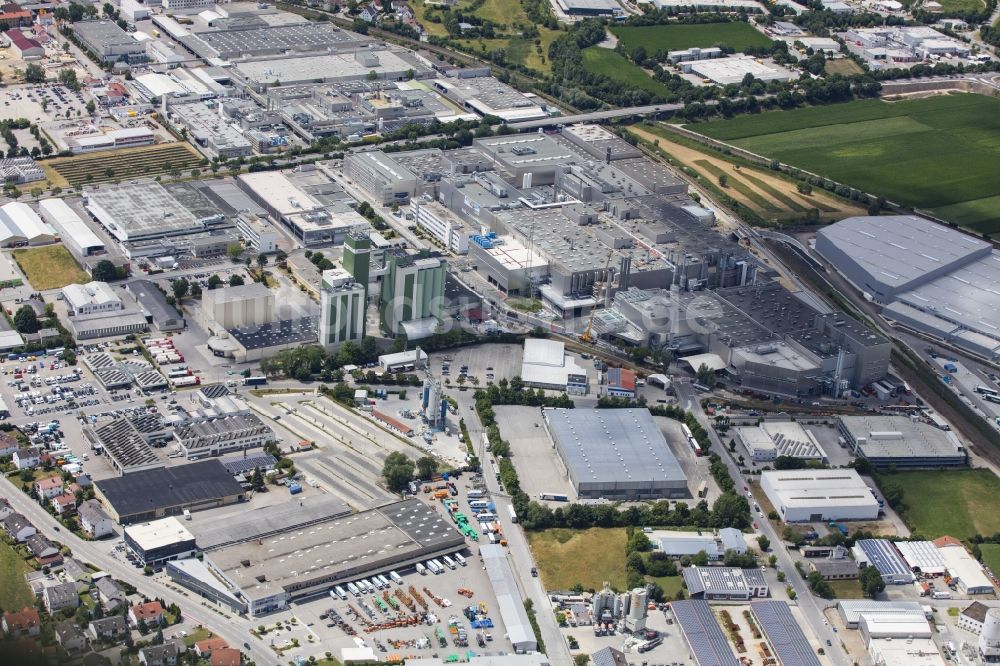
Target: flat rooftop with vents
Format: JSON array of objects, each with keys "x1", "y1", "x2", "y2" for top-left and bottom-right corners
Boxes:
[
  {"x1": 760, "y1": 469, "x2": 880, "y2": 523},
  {"x1": 204, "y1": 498, "x2": 464, "y2": 615},
  {"x1": 542, "y1": 408, "x2": 688, "y2": 500},
  {"x1": 837, "y1": 415, "x2": 966, "y2": 468}
]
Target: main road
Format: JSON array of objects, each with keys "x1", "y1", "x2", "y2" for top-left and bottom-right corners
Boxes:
[
  {"x1": 674, "y1": 381, "x2": 850, "y2": 665},
  {"x1": 0, "y1": 479, "x2": 273, "y2": 666},
  {"x1": 507, "y1": 103, "x2": 687, "y2": 130}
]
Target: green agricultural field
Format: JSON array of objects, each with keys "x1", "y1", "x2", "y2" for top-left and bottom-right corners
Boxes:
[
  {"x1": 980, "y1": 544, "x2": 1000, "y2": 577},
  {"x1": 582, "y1": 47, "x2": 672, "y2": 98},
  {"x1": 878, "y1": 469, "x2": 1000, "y2": 540},
  {"x1": 611, "y1": 22, "x2": 773, "y2": 56},
  {"x1": 689, "y1": 94, "x2": 1000, "y2": 236}
]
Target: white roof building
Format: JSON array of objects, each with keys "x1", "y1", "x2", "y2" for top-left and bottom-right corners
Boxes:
[
  {"x1": 895, "y1": 541, "x2": 946, "y2": 575},
  {"x1": 63, "y1": 282, "x2": 123, "y2": 316},
  {"x1": 937, "y1": 539, "x2": 994, "y2": 595},
  {"x1": 760, "y1": 469, "x2": 880, "y2": 522},
  {"x1": 37, "y1": 199, "x2": 105, "y2": 256},
  {"x1": 0, "y1": 202, "x2": 56, "y2": 246},
  {"x1": 520, "y1": 338, "x2": 589, "y2": 392}
]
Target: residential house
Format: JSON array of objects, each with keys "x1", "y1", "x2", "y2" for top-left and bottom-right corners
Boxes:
[
  {"x1": 2, "y1": 608, "x2": 41, "y2": 637},
  {"x1": 2, "y1": 513, "x2": 36, "y2": 542},
  {"x1": 95, "y1": 577, "x2": 126, "y2": 613},
  {"x1": 129, "y1": 601, "x2": 164, "y2": 628},
  {"x1": 62, "y1": 557, "x2": 92, "y2": 583},
  {"x1": 592, "y1": 646, "x2": 630, "y2": 666},
  {"x1": 195, "y1": 637, "x2": 229, "y2": 658},
  {"x1": 55, "y1": 621, "x2": 88, "y2": 653},
  {"x1": 51, "y1": 492, "x2": 77, "y2": 515},
  {"x1": 13, "y1": 446, "x2": 40, "y2": 469},
  {"x1": 35, "y1": 476, "x2": 64, "y2": 500},
  {"x1": 26, "y1": 534, "x2": 62, "y2": 565},
  {"x1": 76, "y1": 473, "x2": 93, "y2": 487},
  {"x1": 43, "y1": 582, "x2": 79, "y2": 613},
  {"x1": 0, "y1": 497, "x2": 14, "y2": 521},
  {"x1": 0, "y1": 431, "x2": 19, "y2": 457},
  {"x1": 358, "y1": 3, "x2": 379, "y2": 21},
  {"x1": 211, "y1": 647, "x2": 242, "y2": 666},
  {"x1": 89, "y1": 616, "x2": 129, "y2": 643},
  {"x1": 139, "y1": 643, "x2": 179, "y2": 666},
  {"x1": 78, "y1": 499, "x2": 114, "y2": 538}
]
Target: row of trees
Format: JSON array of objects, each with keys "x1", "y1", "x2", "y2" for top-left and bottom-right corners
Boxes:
[{"x1": 381, "y1": 451, "x2": 441, "y2": 492}]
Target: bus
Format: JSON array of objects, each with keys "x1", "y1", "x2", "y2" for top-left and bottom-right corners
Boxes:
[
  {"x1": 539, "y1": 492, "x2": 568, "y2": 502},
  {"x1": 688, "y1": 436, "x2": 703, "y2": 457},
  {"x1": 985, "y1": 394, "x2": 1000, "y2": 405},
  {"x1": 976, "y1": 385, "x2": 1000, "y2": 398},
  {"x1": 681, "y1": 424, "x2": 693, "y2": 440},
  {"x1": 243, "y1": 376, "x2": 268, "y2": 386},
  {"x1": 507, "y1": 504, "x2": 518, "y2": 524},
  {"x1": 692, "y1": 382, "x2": 711, "y2": 392}
]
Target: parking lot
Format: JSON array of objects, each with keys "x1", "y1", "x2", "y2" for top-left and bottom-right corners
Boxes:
[
  {"x1": 428, "y1": 343, "x2": 523, "y2": 389},
  {"x1": 492, "y1": 405, "x2": 576, "y2": 503},
  {"x1": 0, "y1": 83, "x2": 92, "y2": 128},
  {"x1": 287, "y1": 554, "x2": 515, "y2": 662},
  {"x1": 0, "y1": 346, "x2": 184, "y2": 482}
]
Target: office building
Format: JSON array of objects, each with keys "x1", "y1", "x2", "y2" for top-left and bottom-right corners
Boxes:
[
  {"x1": 542, "y1": 408, "x2": 688, "y2": 500},
  {"x1": 72, "y1": 20, "x2": 147, "y2": 64},
  {"x1": 682, "y1": 567, "x2": 769, "y2": 600},
  {"x1": 760, "y1": 469, "x2": 880, "y2": 522},
  {"x1": 62, "y1": 282, "x2": 122, "y2": 316},
  {"x1": 124, "y1": 517, "x2": 197, "y2": 566},
  {"x1": 174, "y1": 413, "x2": 276, "y2": 460},
  {"x1": 319, "y1": 268, "x2": 366, "y2": 349},
  {"x1": 380, "y1": 251, "x2": 445, "y2": 337},
  {"x1": 235, "y1": 213, "x2": 279, "y2": 254},
  {"x1": 520, "y1": 338, "x2": 589, "y2": 393},
  {"x1": 410, "y1": 197, "x2": 470, "y2": 254}
]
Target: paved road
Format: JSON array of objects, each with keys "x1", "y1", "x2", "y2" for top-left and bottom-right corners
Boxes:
[
  {"x1": 0, "y1": 478, "x2": 272, "y2": 665},
  {"x1": 507, "y1": 104, "x2": 686, "y2": 130},
  {"x1": 452, "y1": 391, "x2": 572, "y2": 664},
  {"x1": 674, "y1": 382, "x2": 850, "y2": 664}
]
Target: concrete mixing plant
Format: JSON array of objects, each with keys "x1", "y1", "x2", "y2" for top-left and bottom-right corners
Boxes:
[{"x1": 421, "y1": 377, "x2": 448, "y2": 431}]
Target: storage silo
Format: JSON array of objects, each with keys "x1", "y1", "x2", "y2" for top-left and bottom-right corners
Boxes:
[{"x1": 979, "y1": 608, "x2": 1000, "y2": 661}]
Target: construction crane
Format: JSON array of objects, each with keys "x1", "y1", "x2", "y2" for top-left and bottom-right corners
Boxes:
[{"x1": 579, "y1": 251, "x2": 614, "y2": 344}]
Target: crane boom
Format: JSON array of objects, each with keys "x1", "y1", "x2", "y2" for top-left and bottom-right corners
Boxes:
[{"x1": 579, "y1": 251, "x2": 614, "y2": 344}]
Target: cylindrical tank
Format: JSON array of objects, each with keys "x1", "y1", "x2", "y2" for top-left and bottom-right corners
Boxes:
[
  {"x1": 981, "y1": 608, "x2": 1000, "y2": 650},
  {"x1": 629, "y1": 588, "x2": 648, "y2": 621},
  {"x1": 618, "y1": 592, "x2": 629, "y2": 619}
]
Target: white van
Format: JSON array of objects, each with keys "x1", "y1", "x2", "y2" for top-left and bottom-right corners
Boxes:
[
  {"x1": 346, "y1": 582, "x2": 360, "y2": 597},
  {"x1": 454, "y1": 553, "x2": 467, "y2": 567},
  {"x1": 415, "y1": 562, "x2": 427, "y2": 575},
  {"x1": 429, "y1": 559, "x2": 445, "y2": 574},
  {"x1": 389, "y1": 571, "x2": 403, "y2": 585},
  {"x1": 334, "y1": 585, "x2": 348, "y2": 600},
  {"x1": 443, "y1": 556, "x2": 457, "y2": 570},
  {"x1": 377, "y1": 575, "x2": 391, "y2": 588}
]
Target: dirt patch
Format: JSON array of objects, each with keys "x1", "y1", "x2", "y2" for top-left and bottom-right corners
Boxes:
[{"x1": 628, "y1": 126, "x2": 865, "y2": 223}]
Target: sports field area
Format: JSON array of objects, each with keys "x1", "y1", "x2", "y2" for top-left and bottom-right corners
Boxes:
[
  {"x1": 611, "y1": 22, "x2": 773, "y2": 56},
  {"x1": 12, "y1": 244, "x2": 89, "y2": 290},
  {"x1": 876, "y1": 469, "x2": 1000, "y2": 540},
  {"x1": 688, "y1": 94, "x2": 1000, "y2": 236},
  {"x1": 582, "y1": 47, "x2": 671, "y2": 98}
]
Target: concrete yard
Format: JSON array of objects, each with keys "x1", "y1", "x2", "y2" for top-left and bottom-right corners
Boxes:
[
  {"x1": 429, "y1": 342, "x2": 524, "y2": 387},
  {"x1": 494, "y1": 405, "x2": 577, "y2": 503}
]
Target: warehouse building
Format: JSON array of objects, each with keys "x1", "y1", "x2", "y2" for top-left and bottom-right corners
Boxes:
[
  {"x1": 672, "y1": 599, "x2": 740, "y2": 666},
  {"x1": 837, "y1": 600, "x2": 929, "y2": 628},
  {"x1": 467, "y1": 234, "x2": 548, "y2": 297},
  {"x1": 203, "y1": 499, "x2": 464, "y2": 616},
  {"x1": 895, "y1": 540, "x2": 946, "y2": 575},
  {"x1": 520, "y1": 338, "x2": 589, "y2": 393},
  {"x1": 852, "y1": 539, "x2": 915, "y2": 585},
  {"x1": 85, "y1": 183, "x2": 209, "y2": 243},
  {"x1": 62, "y1": 282, "x2": 122, "y2": 317},
  {"x1": 556, "y1": 0, "x2": 622, "y2": 15},
  {"x1": 72, "y1": 20, "x2": 147, "y2": 64},
  {"x1": 0, "y1": 202, "x2": 55, "y2": 246},
  {"x1": 734, "y1": 421, "x2": 827, "y2": 463},
  {"x1": 836, "y1": 415, "x2": 966, "y2": 469},
  {"x1": 431, "y1": 72, "x2": 547, "y2": 123},
  {"x1": 190, "y1": 22, "x2": 368, "y2": 60},
  {"x1": 752, "y1": 601, "x2": 822, "y2": 666},
  {"x1": 166, "y1": 558, "x2": 247, "y2": 614},
  {"x1": 123, "y1": 517, "x2": 197, "y2": 567},
  {"x1": 168, "y1": 101, "x2": 252, "y2": 160},
  {"x1": 859, "y1": 611, "x2": 932, "y2": 644},
  {"x1": 935, "y1": 536, "x2": 994, "y2": 595},
  {"x1": 816, "y1": 215, "x2": 1000, "y2": 362},
  {"x1": 127, "y1": 280, "x2": 185, "y2": 332},
  {"x1": 84, "y1": 413, "x2": 170, "y2": 475},
  {"x1": 481, "y1": 544, "x2": 537, "y2": 653},
  {"x1": 4, "y1": 29, "x2": 43, "y2": 59},
  {"x1": 660, "y1": 528, "x2": 747, "y2": 560},
  {"x1": 542, "y1": 408, "x2": 688, "y2": 500},
  {"x1": 233, "y1": 48, "x2": 430, "y2": 90},
  {"x1": 94, "y1": 460, "x2": 245, "y2": 524},
  {"x1": 209, "y1": 316, "x2": 319, "y2": 363},
  {"x1": 682, "y1": 567, "x2": 769, "y2": 600},
  {"x1": 760, "y1": 469, "x2": 879, "y2": 522},
  {"x1": 37, "y1": 199, "x2": 105, "y2": 257}
]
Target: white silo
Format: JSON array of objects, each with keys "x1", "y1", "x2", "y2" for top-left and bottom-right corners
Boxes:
[
  {"x1": 624, "y1": 587, "x2": 648, "y2": 632},
  {"x1": 979, "y1": 608, "x2": 1000, "y2": 661}
]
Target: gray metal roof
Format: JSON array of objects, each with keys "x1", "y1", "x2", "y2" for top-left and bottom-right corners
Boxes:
[
  {"x1": 481, "y1": 544, "x2": 537, "y2": 652},
  {"x1": 672, "y1": 599, "x2": 740, "y2": 666},
  {"x1": 855, "y1": 539, "x2": 912, "y2": 577},
  {"x1": 543, "y1": 408, "x2": 686, "y2": 494},
  {"x1": 752, "y1": 601, "x2": 821, "y2": 666}
]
